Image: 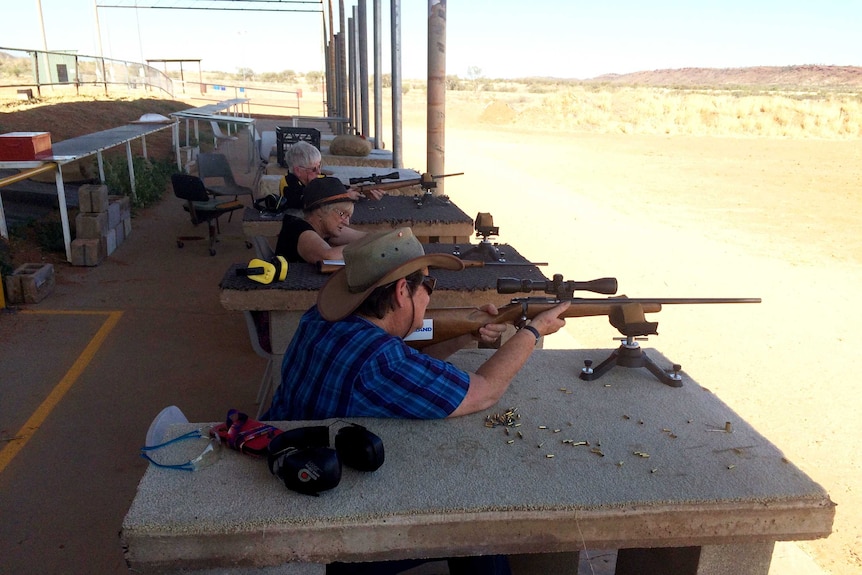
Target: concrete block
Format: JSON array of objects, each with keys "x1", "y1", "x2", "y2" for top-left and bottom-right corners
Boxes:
[
  {"x1": 103, "y1": 228, "x2": 117, "y2": 256},
  {"x1": 4, "y1": 273, "x2": 23, "y2": 304},
  {"x1": 78, "y1": 184, "x2": 110, "y2": 214},
  {"x1": 109, "y1": 195, "x2": 132, "y2": 218},
  {"x1": 76, "y1": 211, "x2": 109, "y2": 240},
  {"x1": 71, "y1": 238, "x2": 105, "y2": 267},
  {"x1": 107, "y1": 199, "x2": 122, "y2": 229},
  {"x1": 115, "y1": 220, "x2": 125, "y2": 246},
  {"x1": 123, "y1": 215, "x2": 132, "y2": 238},
  {"x1": 11, "y1": 263, "x2": 55, "y2": 304}
]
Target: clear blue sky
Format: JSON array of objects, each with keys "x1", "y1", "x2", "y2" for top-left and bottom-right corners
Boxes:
[{"x1": 2, "y1": 0, "x2": 859, "y2": 80}]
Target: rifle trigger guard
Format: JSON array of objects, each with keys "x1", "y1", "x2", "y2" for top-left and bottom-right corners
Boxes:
[{"x1": 516, "y1": 301, "x2": 529, "y2": 329}]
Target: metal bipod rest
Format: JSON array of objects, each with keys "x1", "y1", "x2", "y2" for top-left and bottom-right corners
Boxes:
[{"x1": 579, "y1": 333, "x2": 684, "y2": 388}]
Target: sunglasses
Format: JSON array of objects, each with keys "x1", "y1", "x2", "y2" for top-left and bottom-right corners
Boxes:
[
  {"x1": 417, "y1": 275, "x2": 437, "y2": 295},
  {"x1": 140, "y1": 429, "x2": 221, "y2": 472}
]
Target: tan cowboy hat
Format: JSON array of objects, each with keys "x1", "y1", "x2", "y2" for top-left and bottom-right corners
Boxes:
[{"x1": 317, "y1": 227, "x2": 464, "y2": 321}]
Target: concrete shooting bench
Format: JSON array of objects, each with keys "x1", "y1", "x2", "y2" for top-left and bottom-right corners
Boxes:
[
  {"x1": 219, "y1": 243, "x2": 548, "y2": 406},
  {"x1": 248, "y1": 167, "x2": 474, "y2": 244},
  {"x1": 121, "y1": 348, "x2": 834, "y2": 574},
  {"x1": 243, "y1": 193, "x2": 475, "y2": 244}
]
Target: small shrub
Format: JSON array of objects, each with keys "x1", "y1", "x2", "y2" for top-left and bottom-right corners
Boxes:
[{"x1": 103, "y1": 155, "x2": 174, "y2": 209}]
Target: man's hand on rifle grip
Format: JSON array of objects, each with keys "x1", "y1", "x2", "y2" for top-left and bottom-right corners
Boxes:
[{"x1": 472, "y1": 304, "x2": 506, "y2": 345}]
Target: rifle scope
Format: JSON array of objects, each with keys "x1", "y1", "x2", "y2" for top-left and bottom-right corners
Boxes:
[
  {"x1": 348, "y1": 171, "x2": 400, "y2": 185},
  {"x1": 497, "y1": 275, "x2": 619, "y2": 297}
]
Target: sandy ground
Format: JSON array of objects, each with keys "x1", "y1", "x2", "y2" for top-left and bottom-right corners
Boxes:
[{"x1": 392, "y1": 94, "x2": 861, "y2": 574}]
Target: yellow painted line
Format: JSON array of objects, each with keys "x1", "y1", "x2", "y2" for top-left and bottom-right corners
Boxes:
[{"x1": 0, "y1": 310, "x2": 123, "y2": 475}]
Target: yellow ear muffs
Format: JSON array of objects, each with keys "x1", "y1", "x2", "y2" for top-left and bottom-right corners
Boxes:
[{"x1": 236, "y1": 256, "x2": 288, "y2": 284}]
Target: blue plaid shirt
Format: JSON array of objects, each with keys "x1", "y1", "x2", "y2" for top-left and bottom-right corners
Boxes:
[{"x1": 264, "y1": 306, "x2": 470, "y2": 420}]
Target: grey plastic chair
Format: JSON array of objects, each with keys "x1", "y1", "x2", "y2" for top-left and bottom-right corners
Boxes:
[{"x1": 197, "y1": 152, "x2": 254, "y2": 221}]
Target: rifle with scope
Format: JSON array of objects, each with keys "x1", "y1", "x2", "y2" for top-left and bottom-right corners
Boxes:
[
  {"x1": 347, "y1": 171, "x2": 464, "y2": 197},
  {"x1": 407, "y1": 274, "x2": 761, "y2": 348}
]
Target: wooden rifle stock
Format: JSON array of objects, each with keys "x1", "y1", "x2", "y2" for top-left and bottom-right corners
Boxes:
[{"x1": 410, "y1": 297, "x2": 760, "y2": 349}]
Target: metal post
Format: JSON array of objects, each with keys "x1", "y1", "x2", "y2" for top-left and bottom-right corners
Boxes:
[
  {"x1": 358, "y1": 0, "x2": 370, "y2": 138},
  {"x1": 390, "y1": 0, "x2": 403, "y2": 168},
  {"x1": 347, "y1": 15, "x2": 355, "y2": 133},
  {"x1": 92, "y1": 0, "x2": 108, "y2": 96},
  {"x1": 351, "y1": 7, "x2": 360, "y2": 133},
  {"x1": 427, "y1": 0, "x2": 446, "y2": 195},
  {"x1": 338, "y1": 0, "x2": 348, "y2": 132},
  {"x1": 373, "y1": 0, "x2": 382, "y2": 150},
  {"x1": 335, "y1": 32, "x2": 347, "y2": 133}
]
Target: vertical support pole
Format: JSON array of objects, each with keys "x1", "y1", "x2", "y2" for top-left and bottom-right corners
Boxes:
[
  {"x1": 326, "y1": 0, "x2": 336, "y2": 118},
  {"x1": 126, "y1": 142, "x2": 138, "y2": 202},
  {"x1": 173, "y1": 121, "x2": 182, "y2": 171},
  {"x1": 97, "y1": 152, "x2": 105, "y2": 183},
  {"x1": 54, "y1": 165, "x2": 72, "y2": 263},
  {"x1": 338, "y1": 0, "x2": 347, "y2": 132},
  {"x1": 390, "y1": 0, "x2": 403, "y2": 168},
  {"x1": 0, "y1": 189, "x2": 7, "y2": 239},
  {"x1": 372, "y1": 0, "x2": 382, "y2": 150},
  {"x1": 335, "y1": 32, "x2": 347, "y2": 133},
  {"x1": 347, "y1": 15, "x2": 355, "y2": 133},
  {"x1": 427, "y1": 0, "x2": 446, "y2": 195},
  {"x1": 351, "y1": 8, "x2": 360, "y2": 133},
  {"x1": 358, "y1": 0, "x2": 370, "y2": 138}
]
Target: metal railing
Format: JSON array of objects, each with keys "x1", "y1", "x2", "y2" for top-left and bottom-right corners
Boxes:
[
  {"x1": 1, "y1": 47, "x2": 307, "y2": 118},
  {"x1": 0, "y1": 47, "x2": 173, "y2": 99},
  {"x1": 172, "y1": 80, "x2": 303, "y2": 117}
]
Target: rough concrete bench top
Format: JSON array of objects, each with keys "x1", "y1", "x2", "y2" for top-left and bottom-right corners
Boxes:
[
  {"x1": 219, "y1": 242, "x2": 549, "y2": 311},
  {"x1": 121, "y1": 349, "x2": 834, "y2": 573}
]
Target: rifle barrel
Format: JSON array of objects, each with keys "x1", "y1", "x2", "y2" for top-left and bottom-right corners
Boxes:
[{"x1": 586, "y1": 297, "x2": 762, "y2": 304}]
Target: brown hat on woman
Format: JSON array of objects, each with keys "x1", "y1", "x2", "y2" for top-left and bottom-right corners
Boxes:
[{"x1": 303, "y1": 176, "x2": 354, "y2": 211}]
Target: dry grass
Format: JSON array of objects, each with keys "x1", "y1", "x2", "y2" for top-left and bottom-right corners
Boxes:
[{"x1": 471, "y1": 85, "x2": 862, "y2": 138}]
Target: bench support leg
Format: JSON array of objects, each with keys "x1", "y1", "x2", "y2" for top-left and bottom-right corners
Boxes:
[
  {"x1": 615, "y1": 542, "x2": 774, "y2": 575},
  {"x1": 508, "y1": 551, "x2": 579, "y2": 575}
]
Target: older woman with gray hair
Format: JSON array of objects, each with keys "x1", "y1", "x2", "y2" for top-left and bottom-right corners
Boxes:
[
  {"x1": 275, "y1": 176, "x2": 368, "y2": 264},
  {"x1": 280, "y1": 141, "x2": 324, "y2": 210},
  {"x1": 281, "y1": 141, "x2": 385, "y2": 211}
]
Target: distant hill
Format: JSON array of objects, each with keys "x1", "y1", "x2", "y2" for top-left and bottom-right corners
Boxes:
[{"x1": 588, "y1": 65, "x2": 862, "y2": 88}]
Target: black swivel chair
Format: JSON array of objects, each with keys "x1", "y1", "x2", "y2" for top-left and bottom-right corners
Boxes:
[{"x1": 171, "y1": 173, "x2": 245, "y2": 256}]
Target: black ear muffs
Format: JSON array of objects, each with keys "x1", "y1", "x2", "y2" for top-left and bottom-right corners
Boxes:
[
  {"x1": 267, "y1": 424, "x2": 384, "y2": 496},
  {"x1": 335, "y1": 424, "x2": 385, "y2": 472},
  {"x1": 267, "y1": 426, "x2": 340, "y2": 496}
]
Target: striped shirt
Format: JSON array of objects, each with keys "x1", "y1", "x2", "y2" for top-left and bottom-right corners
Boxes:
[{"x1": 264, "y1": 306, "x2": 470, "y2": 420}]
